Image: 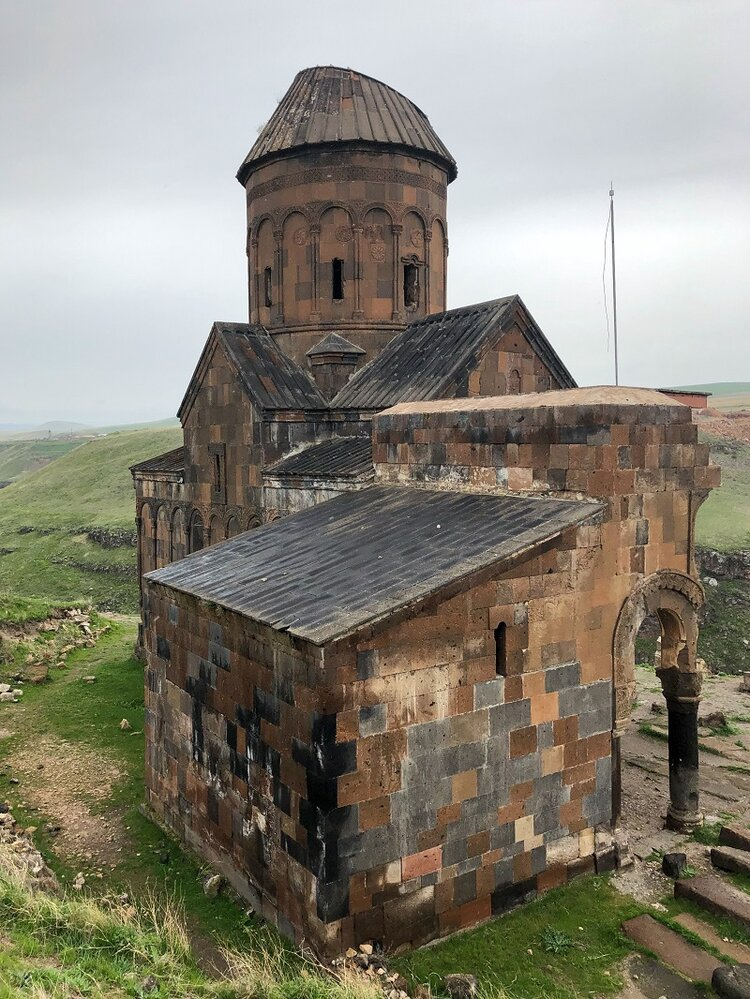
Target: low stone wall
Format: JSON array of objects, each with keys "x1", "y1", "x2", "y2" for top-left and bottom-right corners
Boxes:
[{"x1": 697, "y1": 548, "x2": 750, "y2": 582}]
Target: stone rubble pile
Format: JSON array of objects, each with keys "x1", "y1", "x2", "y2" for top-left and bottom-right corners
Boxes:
[{"x1": 0, "y1": 802, "x2": 59, "y2": 894}]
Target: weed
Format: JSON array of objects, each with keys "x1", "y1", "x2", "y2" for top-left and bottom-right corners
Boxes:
[
  {"x1": 692, "y1": 822, "x2": 722, "y2": 846},
  {"x1": 540, "y1": 926, "x2": 575, "y2": 954}
]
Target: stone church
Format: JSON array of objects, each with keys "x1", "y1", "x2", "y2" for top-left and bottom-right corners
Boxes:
[{"x1": 133, "y1": 66, "x2": 719, "y2": 955}]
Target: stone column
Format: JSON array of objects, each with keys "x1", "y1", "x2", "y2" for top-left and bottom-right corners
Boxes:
[
  {"x1": 657, "y1": 667, "x2": 703, "y2": 832},
  {"x1": 423, "y1": 229, "x2": 432, "y2": 313},
  {"x1": 250, "y1": 237, "x2": 259, "y2": 324},
  {"x1": 352, "y1": 224, "x2": 364, "y2": 319},
  {"x1": 309, "y1": 224, "x2": 321, "y2": 322},
  {"x1": 391, "y1": 224, "x2": 403, "y2": 322},
  {"x1": 273, "y1": 228, "x2": 283, "y2": 325}
]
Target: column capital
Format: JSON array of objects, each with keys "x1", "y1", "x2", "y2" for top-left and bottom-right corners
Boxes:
[{"x1": 657, "y1": 666, "x2": 702, "y2": 709}]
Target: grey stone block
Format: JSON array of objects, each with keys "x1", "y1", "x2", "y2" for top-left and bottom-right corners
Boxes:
[
  {"x1": 545, "y1": 661, "x2": 581, "y2": 692},
  {"x1": 578, "y1": 704, "x2": 613, "y2": 738},
  {"x1": 490, "y1": 698, "x2": 531, "y2": 736},
  {"x1": 359, "y1": 703, "x2": 387, "y2": 737},
  {"x1": 475, "y1": 677, "x2": 504, "y2": 709}
]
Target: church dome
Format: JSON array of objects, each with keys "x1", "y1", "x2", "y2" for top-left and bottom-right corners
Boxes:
[{"x1": 237, "y1": 65, "x2": 457, "y2": 185}]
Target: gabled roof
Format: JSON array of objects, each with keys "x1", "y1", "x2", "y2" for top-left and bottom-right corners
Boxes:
[
  {"x1": 237, "y1": 66, "x2": 457, "y2": 185},
  {"x1": 307, "y1": 332, "x2": 366, "y2": 358},
  {"x1": 264, "y1": 437, "x2": 373, "y2": 480},
  {"x1": 130, "y1": 447, "x2": 185, "y2": 477},
  {"x1": 146, "y1": 485, "x2": 601, "y2": 645},
  {"x1": 178, "y1": 323, "x2": 327, "y2": 422},
  {"x1": 332, "y1": 296, "x2": 577, "y2": 410}
]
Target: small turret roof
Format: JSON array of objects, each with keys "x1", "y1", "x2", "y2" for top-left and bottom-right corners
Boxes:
[
  {"x1": 237, "y1": 66, "x2": 457, "y2": 185},
  {"x1": 306, "y1": 332, "x2": 366, "y2": 357}
]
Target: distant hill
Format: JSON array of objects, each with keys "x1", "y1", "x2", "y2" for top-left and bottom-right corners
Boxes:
[
  {"x1": 670, "y1": 382, "x2": 750, "y2": 413},
  {"x1": 0, "y1": 426, "x2": 182, "y2": 611},
  {"x1": 0, "y1": 439, "x2": 84, "y2": 486}
]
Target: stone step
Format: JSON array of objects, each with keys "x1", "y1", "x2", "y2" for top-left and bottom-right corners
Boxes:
[
  {"x1": 675, "y1": 875, "x2": 750, "y2": 931},
  {"x1": 620, "y1": 954, "x2": 709, "y2": 998},
  {"x1": 622, "y1": 914, "x2": 720, "y2": 983},
  {"x1": 720, "y1": 824, "x2": 750, "y2": 853},
  {"x1": 674, "y1": 912, "x2": 750, "y2": 964},
  {"x1": 713, "y1": 846, "x2": 750, "y2": 878}
]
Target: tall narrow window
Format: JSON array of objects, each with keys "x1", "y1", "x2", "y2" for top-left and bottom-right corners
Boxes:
[
  {"x1": 495, "y1": 622, "x2": 507, "y2": 676},
  {"x1": 264, "y1": 266, "x2": 273, "y2": 307},
  {"x1": 403, "y1": 263, "x2": 420, "y2": 309},
  {"x1": 214, "y1": 452, "x2": 222, "y2": 493},
  {"x1": 332, "y1": 258, "x2": 344, "y2": 301}
]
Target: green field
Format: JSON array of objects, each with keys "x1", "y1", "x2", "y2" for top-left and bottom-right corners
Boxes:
[
  {"x1": 695, "y1": 434, "x2": 750, "y2": 552},
  {"x1": 0, "y1": 426, "x2": 182, "y2": 612},
  {"x1": 0, "y1": 438, "x2": 83, "y2": 485},
  {"x1": 671, "y1": 382, "x2": 750, "y2": 412}
]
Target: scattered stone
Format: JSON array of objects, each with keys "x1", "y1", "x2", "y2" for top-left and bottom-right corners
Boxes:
[
  {"x1": 0, "y1": 693, "x2": 17, "y2": 703},
  {"x1": 72, "y1": 872, "x2": 86, "y2": 890},
  {"x1": 662, "y1": 852, "x2": 688, "y2": 879},
  {"x1": 82, "y1": 676, "x2": 96, "y2": 684},
  {"x1": 359, "y1": 943, "x2": 373, "y2": 955},
  {"x1": 699, "y1": 710, "x2": 728, "y2": 729},
  {"x1": 0, "y1": 684, "x2": 10, "y2": 695},
  {"x1": 712, "y1": 846, "x2": 750, "y2": 878},
  {"x1": 651, "y1": 701, "x2": 666, "y2": 715},
  {"x1": 203, "y1": 873, "x2": 224, "y2": 897},
  {"x1": 443, "y1": 974, "x2": 478, "y2": 999},
  {"x1": 719, "y1": 824, "x2": 750, "y2": 853},
  {"x1": 345, "y1": 947, "x2": 357, "y2": 959},
  {"x1": 119, "y1": 719, "x2": 132, "y2": 731},
  {"x1": 713, "y1": 963, "x2": 750, "y2": 999}
]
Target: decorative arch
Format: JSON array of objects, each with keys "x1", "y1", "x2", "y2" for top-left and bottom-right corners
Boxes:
[
  {"x1": 154, "y1": 504, "x2": 171, "y2": 568},
  {"x1": 208, "y1": 514, "x2": 222, "y2": 547},
  {"x1": 170, "y1": 506, "x2": 187, "y2": 563},
  {"x1": 612, "y1": 569, "x2": 705, "y2": 831},
  {"x1": 612, "y1": 569, "x2": 704, "y2": 727},
  {"x1": 140, "y1": 503, "x2": 156, "y2": 575},
  {"x1": 187, "y1": 508, "x2": 205, "y2": 554},
  {"x1": 244, "y1": 510, "x2": 262, "y2": 531},
  {"x1": 225, "y1": 515, "x2": 242, "y2": 539}
]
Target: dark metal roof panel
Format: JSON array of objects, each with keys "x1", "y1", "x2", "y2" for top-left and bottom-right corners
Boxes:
[
  {"x1": 146, "y1": 486, "x2": 601, "y2": 645},
  {"x1": 130, "y1": 447, "x2": 185, "y2": 475},
  {"x1": 332, "y1": 297, "x2": 577, "y2": 410},
  {"x1": 332, "y1": 298, "x2": 516, "y2": 409},
  {"x1": 264, "y1": 437, "x2": 373, "y2": 479},
  {"x1": 216, "y1": 324, "x2": 328, "y2": 411},
  {"x1": 238, "y1": 66, "x2": 457, "y2": 183}
]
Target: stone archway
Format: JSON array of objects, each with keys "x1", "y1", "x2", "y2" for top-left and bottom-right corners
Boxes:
[{"x1": 612, "y1": 569, "x2": 705, "y2": 832}]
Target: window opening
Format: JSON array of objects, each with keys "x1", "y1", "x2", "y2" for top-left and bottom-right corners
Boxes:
[
  {"x1": 214, "y1": 452, "x2": 222, "y2": 493},
  {"x1": 264, "y1": 267, "x2": 273, "y2": 307},
  {"x1": 403, "y1": 263, "x2": 420, "y2": 309},
  {"x1": 332, "y1": 258, "x2": 344, "y2": 301},
  {"x1": 495, "y1": 622, "x2": 507, "y2": 676}
]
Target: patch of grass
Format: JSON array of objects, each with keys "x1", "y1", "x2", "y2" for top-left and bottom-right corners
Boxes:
[
  {"x1": 695, "y1": 433, "x2": 750, "y2": 552},
  {"x1": 698, "y1": 579, "x2": 750, "y2": 676},
  {"x1": 394, "y1": 876, "x2": 645, "y2": 999},
  {"x1": 0, "y1": 592, "x2": 61, "y2": 626},
  {"x1": 638, "y1": 722, "x2": 668, "y2": 742},
  {"x1": 0, "y1": 438, "x2": 83, "y2": 484},
  {"x1": 691, "y1": 822, "x2": 722, "y2": 846},
  {"x1": 0, "y1": 427, "x2": 181, "y2": 613}
]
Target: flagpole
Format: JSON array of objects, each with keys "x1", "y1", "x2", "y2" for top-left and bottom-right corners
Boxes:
[{"x1": 610, "y1": 184, "x2": 619, "y2": 386}]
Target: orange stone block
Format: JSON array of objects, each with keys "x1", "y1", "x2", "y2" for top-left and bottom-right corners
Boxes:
[{"x1": 402, "y1": 846, "x2": 442, "y2": 880}]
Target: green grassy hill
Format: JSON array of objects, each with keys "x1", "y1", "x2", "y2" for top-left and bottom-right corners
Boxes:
[
  {"x1": 0, "y1": 427, "x2": 182, "y2": 612},
  {"x1": 0, "y1": 439, "x2": 84, "y2": 485},
  {"x1": 695, "y1": 434, "x2": 750, "y2": 552}
]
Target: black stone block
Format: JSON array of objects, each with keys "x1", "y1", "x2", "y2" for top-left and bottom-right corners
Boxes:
[{"x1": 662, "y1": 852, "x2": 688, "y2": 879}]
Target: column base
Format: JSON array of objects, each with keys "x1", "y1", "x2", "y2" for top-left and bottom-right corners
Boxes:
[{"x1": 666, "y1": 805, "x2": 703, "y2": 833}]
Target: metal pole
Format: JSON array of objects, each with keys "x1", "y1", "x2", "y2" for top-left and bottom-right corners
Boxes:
[{"x1": 610, "y1": 184, "x2": 619, "y2": 386}]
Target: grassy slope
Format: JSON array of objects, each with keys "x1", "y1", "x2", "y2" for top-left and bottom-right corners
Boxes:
[
  {"x1": 695, "y1": 434, "x2": 750, "y2": 553},
  {"x1": 0, "y1": 438, "x2": 82, "y2": 484},
  {"x1": 0, "y1": 427, "x2": 182, "y2": 612}
]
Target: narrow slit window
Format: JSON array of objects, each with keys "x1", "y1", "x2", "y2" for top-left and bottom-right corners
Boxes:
[
  {"x1": 403, "y1": 263, "x2": 420, "y2": 308},
  {"x1": 214, "y1": 452, "x2": 222, "y2": 493},
  {"x1": 332, "y1": 258, "x2": 344, "y2": 300},
  {"x1": 263, "y1": 266, "x2": 273, "y2": 308},
  {"x1": 495, "y1": 622, "x2": 507, "y2": 676}
]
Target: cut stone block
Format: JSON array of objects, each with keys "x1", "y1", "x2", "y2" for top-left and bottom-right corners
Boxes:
[
  {"x1": 673, "y1": 912, "x2": 750, "y2": 964},
  {"x1": 713, "y1": 846, "x2": 750, "y2": 878},
  {"x1": 675, "y1": 875, "x2": 750, "y2": 931},
  {"x1": 720, "y1": 824, "x2": 750, "y2": 854},
  {"x1": 622, "y1": 914, "x2": 720, "y2": 983}
]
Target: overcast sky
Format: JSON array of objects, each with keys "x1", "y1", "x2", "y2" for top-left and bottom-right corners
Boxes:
[{"x1": 1, "y1": 0, "x2": 748, "y2": 425}]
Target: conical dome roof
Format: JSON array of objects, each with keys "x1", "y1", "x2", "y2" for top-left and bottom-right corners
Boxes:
[{"x1": 237, "y1": 66, "x2": 457, "y2": 185}]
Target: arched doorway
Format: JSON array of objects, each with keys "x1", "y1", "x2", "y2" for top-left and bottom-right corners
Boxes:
[{"x1": 612, "y1": 570, "x2": 705, "y2": 832}]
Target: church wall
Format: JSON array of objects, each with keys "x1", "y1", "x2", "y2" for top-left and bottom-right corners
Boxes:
[
  {"x1": 262, "y1": 475, "x2": 373, "y2": 519},
  {"x1": 468, "y1": 326, "x2": 561, "y2": 396},
  {"x1": 182, "y1": 346, "x2": 264, "y2": 522},
  {"x1": 244, "y1": 147, "x2": 449, "y2": 367}
]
